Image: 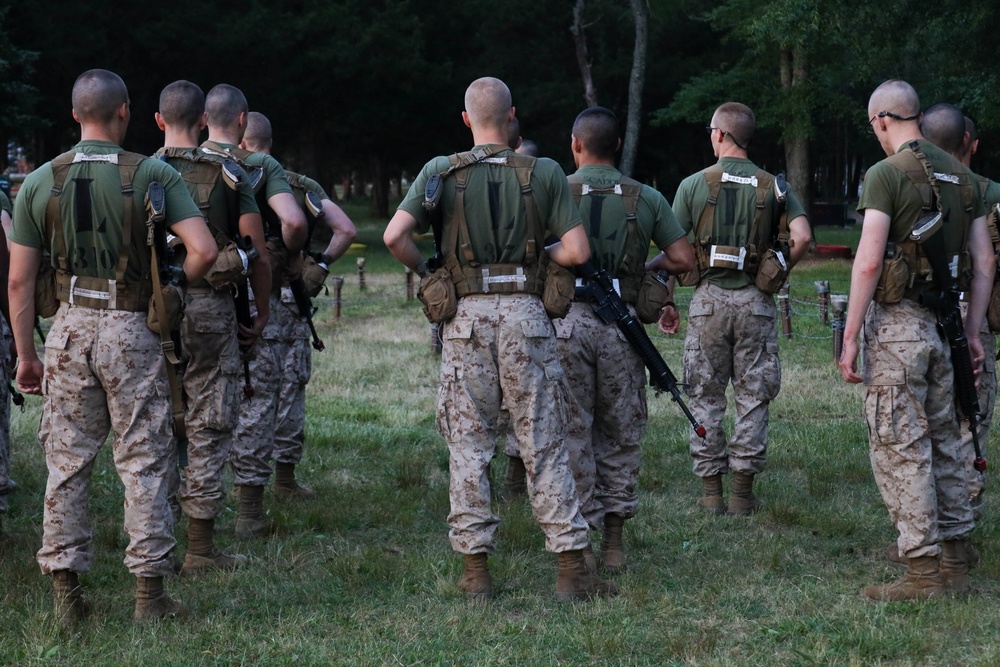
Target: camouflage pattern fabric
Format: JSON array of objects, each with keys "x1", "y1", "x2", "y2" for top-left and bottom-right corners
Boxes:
[
  {"x1": 36, "y1": 305, "x2": 176, "y2": 576},
  {"x1": 177, "y1": 291, "x2": 242, "y2": 520},
  {"x1": 271, "y1": 288, "x2": 312, "y2": 466},
  {"x1": 862, "y1": 300, "x2": 975, "y2": 558},
  {"x1": 553, "y1": 302, "x2": 646, "y2": 529},
  {"x1": 229, "y1": 293, "x2": 284, "y2": 486},
  {"x1": 0, "y1": 316, "x2": 12, "y2": 514},
  {"x1": 437, "y1": 294, "x2": 589, "y2": 554},
  {"x1": 683, "y1": 282, "x2": 781, "y2": 477}
]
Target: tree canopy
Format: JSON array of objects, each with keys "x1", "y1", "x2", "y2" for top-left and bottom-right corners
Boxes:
[{"x1": 1, "y1": 0, "x2": 998, "y2": 215}]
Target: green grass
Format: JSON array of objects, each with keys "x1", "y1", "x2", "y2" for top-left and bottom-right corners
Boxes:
[{"x1": 5, "y1": 221, "x2": 1000, "y2": 666}]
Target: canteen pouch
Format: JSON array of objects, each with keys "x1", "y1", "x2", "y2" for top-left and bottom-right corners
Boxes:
[
  {"x1": 418, "y1": 267, "x2": 457, "y2": 323},
  {"x1": 873, "y1": 251, "x2": 910, "y2": 304},
  {"x1": 204, "y1": 242, "x2": 250, "y2": 290},
  {"x1": 35, "y1": 261, "x2": 59, "y2": 318},
  {"x1": 754, "y1": 248, "x2": 790, "y2": 294},
  {"x1": 635, "y1": 270, "x2": 671, "y2": 323},
  {"x1": 542, "y1": 261, "x2": 575, "y2": 319},
  {"x1": 147, "y1": 283, "x2": 187, "y2": 333},
  {"x1": 300, "y1": 254, "x2": 330, "y2": 297},
  {"x1": 988, "y1": 283, "x2": 1000, "y2": 333}
]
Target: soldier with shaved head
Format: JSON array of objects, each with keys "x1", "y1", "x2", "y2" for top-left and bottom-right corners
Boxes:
[
  {"x1": 9, "y1": 69, "x2": 218, "y2": 625},
  {"x1": 384, "y1": 77, "x2": 617, "y2": 601},
  {"x1": 840, "y1": 80, "x2": 993, "y2": 601}
]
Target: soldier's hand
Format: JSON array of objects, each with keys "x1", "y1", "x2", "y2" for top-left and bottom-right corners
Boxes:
[
  {"x1": 16, "y1": 358, "x2": 44, "y2": 395},
  {"x1": 657, "y1": 304, "x2": 679, "y2": 334},
  {"x1": 238, "y1": 318, "x2": 265, "y2": 351},
  {"x1": 838, "y1": 337, "x2": 862, "y2": 384}
]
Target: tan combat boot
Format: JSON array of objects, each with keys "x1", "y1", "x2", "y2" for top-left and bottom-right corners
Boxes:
[
  {"x1": 600, "y1": 514, "x2": 627, "y2": 574},
  {"x1": 181, "y1": 517, "x2": 247, "y2": 574},
  {"x1": 555, "y1": 550, "x2": 620, "y2": 602},
  {"x1": 458, "y1": 553, "x2": 493, "y2": 600},
  {"x1": 235, "y1": 485, "x2": 274, "y2": 540},
  {"x1": 697, "y1": 474, "x2": 726, "y2": 514},
  {"x1": 52, "y1": 570, "x2": 89, "y2": 630},
  {"x1": 133, "y1": 576, "x2": 186, "y2": 622},
  {"x1": 727, "y1": 471, "x2": 763, "y2": 516},
  {"x1": 273, "y1": 462, "x2": 316, "y2": 500},
  {"x1": 885, "y1": 542, "x2": 908, "y2": 569},
  {"x1": 504, "y1": 455, "x2": 528, "y2": 501},
  {"x1": 940, "y1": 539, "x2": 972, "y2": 595},
  {"x1": 861, "y1": 555, "x2": 947, "y2": 601}
]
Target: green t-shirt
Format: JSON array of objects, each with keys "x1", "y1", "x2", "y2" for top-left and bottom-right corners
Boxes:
[
  {"x1": 673, "y1": 156, "x2": 807, "y2": 289},
  {"x1": 202, "y1": 141, "x2": 292, "y2": 237},
  {"x1": 859, "y1": 140, "x2": 985, "y2": 260},
  {"x1": 571, "y1": 164, "x2": 685, "y2": 276},
  {"x1": 0, "y1": 190, "x2": 10, "y2": 216},
  {"x1": 974, "y1": 173, "x2": 1000, "y2": 224},
  {"x1": 10, "y1": 140, "x2": 201, "y2": 282},
  {"x1": 154, "y1": 146, "x2": 259, "y2": 244},
  {"x1": 398, "y1": 144, "x2": 582, "y2": 265}
]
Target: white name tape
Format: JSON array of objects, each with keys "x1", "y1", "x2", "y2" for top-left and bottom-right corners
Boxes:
[
  {"x1": 933, "y1": 172, "x2": 960, "y2": 185},
  {"x1": 72, "y1": 153, "x2": 119, "y2": 164},
  {"x1": 721, "y1": 172, "x2": 758, "y2": 187}
]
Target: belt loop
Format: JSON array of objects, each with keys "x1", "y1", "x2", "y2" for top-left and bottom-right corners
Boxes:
[{"x1": 69, "y1": 275, "x2": 77, "y2": 306}]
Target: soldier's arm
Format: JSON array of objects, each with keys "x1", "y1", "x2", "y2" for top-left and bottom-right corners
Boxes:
[
  {"x1": 8, "y1": 242, "x2": 43, "y2": 394},
  {"x1": 170, "y1": 215, "x2": 218, "y2": 283},
  {"x1": 547, "y1": 225, "x2": 590, "y2": 267},
  {"x1": 1, "y1": 209, "x2": 10, "y2": 250},
  {"x1": 318, "y1": 199, "x2": 357, "y2": 264},
  {"x1": 788, "y1": 215, "x2": 812, "y2": 266},
  {"x1": 646, "y1": 238, "x2": 695, "y2": 275},
  {"x1": 383, "y1": 209, "x2": 423, "y2": 270},
  {"x1": 237, "y1": 211, "x2": 271, "y2": 332},
  {"x1": 269, "y1": 191, "x2": 308, "y2": 257},
  {"x1": 839, "y1": 209, "x2": 890, "y2": 384},
  {"x1": 965, "y1": 213, "x2": 994, "y2": 371}
]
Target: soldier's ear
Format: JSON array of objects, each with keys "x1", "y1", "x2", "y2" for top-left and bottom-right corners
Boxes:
[
  {"x1": 462, "y1": 111, "x2": 472, "y2": 129},
  {"x1": 154, "y1": 112, "x2": 166, "y2": 131}
]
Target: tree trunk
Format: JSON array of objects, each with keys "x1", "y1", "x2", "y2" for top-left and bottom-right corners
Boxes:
[
  {"x1": 620, "y1": 0, "x2": 648, "y2": 178},
  {"x1": 570, "y1": 0, "x2": 598, "y2": 108},
  {"x1": 779, "y1": 47, "x2": 811, "y2": 216},
  {"x1": 369, "y1": 153, "x2": 390, "y2": 219}
]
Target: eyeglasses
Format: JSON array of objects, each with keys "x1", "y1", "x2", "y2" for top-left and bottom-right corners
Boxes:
[
  {"x1": 705, "y1": 126, "x2": 747, "y2": 149},
  {"x1": 867, "y1": 110, "x2": 920, "y2": 134}
]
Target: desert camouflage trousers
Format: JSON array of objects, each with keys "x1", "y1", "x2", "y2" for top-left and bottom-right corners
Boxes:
[
  {"x1": 230, "y1": 293, "x2": 284, "y2": 486},
  {"x1": 0, "y1": 316, "x2": 12, "y2": 514},
  {"x1": 553, "y1": 302, "x2": 646, "y2": 529},
  {"x1": 437, "y1": 294, "x2": 589, "y2": 554},
  {"x1": 36, "y1": 305, "x2": 176, "y2": 576},
  {"x1": 683, "y1": 283, "x2": 781, "y2": 477},
  {"x1": 174, "y1": 291, "x2": 242, "y2": 520},
  {"x1": 862, "y1": 300, "x2": 974, "y2": 559},
  {"x1": 959, "y1": 302, "x2": 995, "y2": 512},
  {"x1": 272, "y1": 288, "x2": 312, "y2": 466}
]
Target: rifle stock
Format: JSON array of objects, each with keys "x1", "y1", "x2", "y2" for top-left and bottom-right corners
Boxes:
[{"x1": 578, "y1": 261, "x2": 706, "y2": 437}]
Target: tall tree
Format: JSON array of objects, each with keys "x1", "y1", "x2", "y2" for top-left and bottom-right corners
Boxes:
[{"x1": 619, "y1": 0, "x2": 648, "y2": 177}]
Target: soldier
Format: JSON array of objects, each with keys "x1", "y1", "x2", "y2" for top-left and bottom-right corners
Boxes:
[
  {"x1": 199, "y1": 84, "x2": 307, "y2": 539},
  {"x1": 0, "y1": 190, "x2": 13, "y2": 534},
  {"x1": 560, "y1": 106, "x2": 694, "y2": 572},
  {"x1": 839, "y1": 81, "x2": 992, "y2": 600},
  {"x1": 8, "y1": 69, "x2": 218, "y2": 625},
  {"x1": 239, "y1": 111, "x2": 357, "y2": 499},
  {"x1": 384, "y1": 76, "x2": 617, "y2": 601},
  {"x1": 672, "y1": 102, "x2": 811, "y2": 515},
  {"x1": 154, "y1": 80, "x2": 270, "y2": 573}
]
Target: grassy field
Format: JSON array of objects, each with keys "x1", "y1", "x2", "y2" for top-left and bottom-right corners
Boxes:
[{"x1": 1, "y1": 211, "x2": 998, "y2": 666}]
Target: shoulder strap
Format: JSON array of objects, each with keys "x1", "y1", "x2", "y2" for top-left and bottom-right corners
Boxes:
[{"x1": 567, "y1": 173, "x2": 643, "y2": 276}]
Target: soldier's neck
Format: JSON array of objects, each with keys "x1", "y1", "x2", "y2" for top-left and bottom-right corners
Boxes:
[{"x1": 162, "y1": 126, "x2": 200, "y2": 149}]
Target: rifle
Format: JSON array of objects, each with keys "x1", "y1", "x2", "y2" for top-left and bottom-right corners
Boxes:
[
  {"x1": 8, "y1": 383, "x2": 23, "y2": 411},
  {"x1": 290, "y1": 191, "x2": 325, "y2": 351},
  {"x1": 577, "y1": 261, "x2": 706, "y2": 437},
  {"x1": 915, "y1": 212, "x2": 987, "y2": 472},
  {"x1": 220, "y1": 158, "x2": 258, "y2": 399}
]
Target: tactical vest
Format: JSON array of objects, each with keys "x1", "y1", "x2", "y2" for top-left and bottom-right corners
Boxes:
[
  {"x1": 158, "y1": 147, "x2": 241, "y2": 249},
  {"x1": 874, "y1": 142, "x2": 974, "y2": 303},
  {"x1": 567, "y1": 174, "x2": 644, "y2": 303},
  {"x1": 46, "y1": 150, "x2": 152, "y2": 311},
  {"x1": 437, "y1": 148, "x2": 547, "y2": 298},
  {"x1": 202, "y1": 141, "x2": 277, "y2": 238},
  {"x1": 686, "y1": 164, "x2": 785, "y2": 282},
  {"x1": 977, "y1": 174, "x2": 1000, "y2": 262}
]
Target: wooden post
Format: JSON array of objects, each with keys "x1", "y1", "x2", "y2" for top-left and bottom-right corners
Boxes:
[
  {"x1": 831, "y1": 294, "x2": 848, "y2": 363},
  {"x1": 815, "y1": 280, "x2": 830, "y2": 324},
  {"x1": 357, "y1": 257, "x2": 366, "y2": 291},
  {"x1": 778, "y1": 282, "x2": 792, "y2": 339},
  {"x1": 405, "y1": 267, "x2": 414, "y2": 301},
  {"x1": 332, "y1": 276, "x2": 345, "y2": 319}
]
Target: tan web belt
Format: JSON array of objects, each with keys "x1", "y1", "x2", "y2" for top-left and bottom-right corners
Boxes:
[
  {"x1": 55, "y1": 272, "x2": 150, "y2": 311},
  {"x1": 708, "y1": 245, "x2": 747, "y2": 271}
]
